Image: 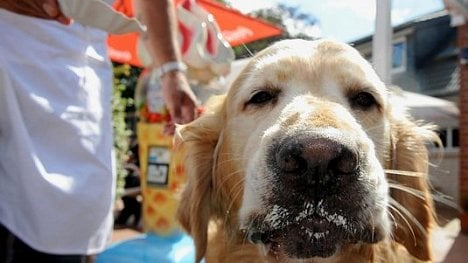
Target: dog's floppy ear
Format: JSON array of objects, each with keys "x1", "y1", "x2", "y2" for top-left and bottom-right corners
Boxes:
[
  {"x1": 387, "y1": 108, "x2": 439, "y2": 261},
  {"x1": 175, "y1": 96, "x2": 226, "y2": 263}
]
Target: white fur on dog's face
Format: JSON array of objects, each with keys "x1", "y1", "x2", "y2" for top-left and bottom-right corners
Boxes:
[{"x1": 222, "y1": 39, "x2": 392, "y2": 261}]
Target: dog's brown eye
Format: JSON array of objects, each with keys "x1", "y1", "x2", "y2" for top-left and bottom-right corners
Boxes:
[
  {"x1": 350, "y1": 91, "x2": 376, "y2": 110},
  {"x1": 248, "y1": 90, "x2": 277, "y2": 105}
]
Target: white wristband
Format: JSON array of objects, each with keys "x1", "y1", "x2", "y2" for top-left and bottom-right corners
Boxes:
[{"x1": 151, "y1": 61, "x2": 187, "y2": 79}]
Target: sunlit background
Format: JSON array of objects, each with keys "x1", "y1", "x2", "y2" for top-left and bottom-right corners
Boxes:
[{"x1": 228, "y1": 0, "x2": 444, "y2": 41}]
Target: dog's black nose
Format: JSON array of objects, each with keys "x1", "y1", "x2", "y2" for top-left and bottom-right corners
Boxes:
[{"x1": 275, "y1": 136, "x2": 358, "y2": 185}]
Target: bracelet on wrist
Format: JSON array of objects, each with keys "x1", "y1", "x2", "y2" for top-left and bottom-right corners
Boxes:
[{"x1": 151, "y1": 61, "x2": 187, "y2": 81}]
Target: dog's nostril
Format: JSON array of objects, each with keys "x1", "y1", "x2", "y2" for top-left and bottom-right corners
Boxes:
[
  {"x1": 276, "y1": 143, "x2": 308, "y2": 174},
  {"x1": 279, "y1": 153, "x2": 307, "y2": 174},
  {"x1": 330, "y1": 147, "x2": 358, "y2": 175}
]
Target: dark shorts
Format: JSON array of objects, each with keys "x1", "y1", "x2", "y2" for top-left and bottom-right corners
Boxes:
[{"x1": 0, "y1": 224, "x2": 86, "y2": 263}]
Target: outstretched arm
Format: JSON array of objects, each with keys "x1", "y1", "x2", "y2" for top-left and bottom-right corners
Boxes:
[{"x1": 134, "y1": 0, "x2": 198, "y2": 131}]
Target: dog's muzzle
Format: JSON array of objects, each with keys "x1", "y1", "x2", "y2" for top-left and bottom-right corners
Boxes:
[{"x1": 245, "y1": 132, "x2": 383, "y2": 259}]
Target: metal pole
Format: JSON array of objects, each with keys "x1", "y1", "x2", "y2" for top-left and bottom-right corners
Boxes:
[{"x1": 372, "y1": 0, "x2": 392, "y2": 84}]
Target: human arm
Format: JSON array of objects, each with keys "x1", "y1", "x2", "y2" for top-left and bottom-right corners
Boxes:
[
  {"x1": 0, "y1": 0, "x2": 71, "y2": 24},
  {"x1": 134, "y1": 0, "x2": 199, "y2": 130}
]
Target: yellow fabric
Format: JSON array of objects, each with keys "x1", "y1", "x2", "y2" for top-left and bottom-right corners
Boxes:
[{"x1": 137, "y1": 122, "x2": 186, "y2": 235}]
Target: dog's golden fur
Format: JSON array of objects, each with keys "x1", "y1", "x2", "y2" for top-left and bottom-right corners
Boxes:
[{"x1": 176, "y1": 39, "x2": 439, "y2": 263}]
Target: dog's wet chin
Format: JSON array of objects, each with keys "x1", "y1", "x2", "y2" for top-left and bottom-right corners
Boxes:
[
  {"x1": 249, "y1": 220, "x2": 346, "y2": 259},
  {"x1": 248, "y1": 217, "x2": 383, "y2": 260},
  {"x1": 251, "y1": 225, "x2": 340, "y2": 260},
  {"x1": 278, "y1": 224, "x2": 339, "y2": 259}
]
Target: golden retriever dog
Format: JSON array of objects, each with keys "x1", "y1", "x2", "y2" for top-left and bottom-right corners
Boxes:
[{"x1": 175, "y1": 39, "x2": 439, "y2": 263}]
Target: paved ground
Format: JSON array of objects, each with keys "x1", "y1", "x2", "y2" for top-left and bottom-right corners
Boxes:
[
  {"x1": 432, "y1": 219, "x2": 466, "y2": 263},
  {"x1": 432, "y1": 204, "x2": 467, "y2": 263},
  {"x1": 109, "y1": 204, "x2": 467, "y2": 262}
]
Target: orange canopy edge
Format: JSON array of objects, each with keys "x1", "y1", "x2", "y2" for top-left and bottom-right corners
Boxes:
[{"x1": 107, "y1": 0, "x2": 282, "y2": 67}]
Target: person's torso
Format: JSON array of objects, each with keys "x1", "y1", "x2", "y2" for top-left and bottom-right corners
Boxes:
[{"x1": 0, "y1": 8, "x2": 115, "y2": 254}]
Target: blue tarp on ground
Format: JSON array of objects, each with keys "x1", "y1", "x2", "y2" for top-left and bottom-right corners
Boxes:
[{"x1": 95, "y1": 232, "x2": 198, "y2": 263}]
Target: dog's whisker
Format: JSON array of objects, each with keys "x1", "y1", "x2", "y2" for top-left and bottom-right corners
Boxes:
[
  {"x1": 384, "y1": 169, "x2": 425, "y2": 177},
  {"x1": 384, "y1": 207, "x2": 397, "y2": 242},
  {"x1": 215, "y1": 169, "x2": 243, "y2": 190},
  {"x1": 216, "y1": 155, "x2": 254, "y2": 167},
  {"x1": 391, "y1": 180, "x2": 456, "y2": 215},
  {"x1": 387, "y1": 182, "x2": 426, "y2": 201},
  {"x1": 224, "y1": 181, "x2": 244, "y2": 216},
  {"x1": 219, "y1": 176, "x2": 244, "y2": 223},
  {"x1": 216, "y1": 157, "x2": 246, "y2": 168},
  {"x1": 430, "y1": 191, "x2": 460, "y2": 210},
  {"x1": 380, "y1": 203, "x2": 397, "y2": 229},
  {"x1": 386, "y1": 202, "x2": 417, "y2": 245},
  {"x1": 370, "y1": 209, "x2": 376, "y2": 242},
  {"x1": 389, "y1": 197, "x2": 428, "y2": 239},
  {"x1": 220, "y1": 185, "x2": 243, "y2": 219},
  {"x1": 387, "y1": 179, "x2": 441, "y2": 219},
  {"x1": 387, "y1": 181, "x2": 457, "y2": 211},
  {"x1": 375, "y1": 202, "x2": 396, "y2": 242},
  {"x1": 240, "y1": 42, "x2": 255, "y2": 58}
]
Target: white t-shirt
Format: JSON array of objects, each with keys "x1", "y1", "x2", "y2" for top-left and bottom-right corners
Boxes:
[{"x1": 0, "y1": 9, "x2": 116, "y2": 254}]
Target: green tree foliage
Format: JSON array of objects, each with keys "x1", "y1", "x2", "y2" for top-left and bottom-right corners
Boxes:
[
  {"x1": 232, "y1": 3, "x2": 319, "y2": 59},
  {"x1": 112, "y1": 63, "x2": 141, "y2": 197}
]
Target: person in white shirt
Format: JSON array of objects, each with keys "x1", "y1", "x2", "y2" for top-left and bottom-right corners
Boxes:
[{"x1": 0, "y1": 0, "x2": 198, "y2": 262}]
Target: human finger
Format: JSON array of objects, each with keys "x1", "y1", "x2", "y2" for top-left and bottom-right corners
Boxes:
[
  {"x1": 180, "y1": 98, "x2": 196, "y2": 124},
  {"x1": 163, "y1": 121, "x2": 176, "y2": 136},
  {"x1": 55, "y1": 14, "x2": 72, "y2": 25},
  {"x1": 166, "y1": 97, "x2": 183, "y2": 124},
  {"x1": 42, "y1": 0, "x2": 72, "y2": 24}
]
